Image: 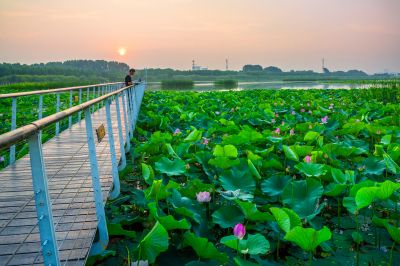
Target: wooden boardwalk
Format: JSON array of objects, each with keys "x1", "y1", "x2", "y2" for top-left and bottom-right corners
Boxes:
[{"x1": 0, "y1": 97, "x2": 128, "y2": 265}]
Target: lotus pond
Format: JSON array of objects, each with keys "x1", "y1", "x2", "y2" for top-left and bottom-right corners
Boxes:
[{"x1": 90, "y1": 87, "x2": 400, "y2": 266}]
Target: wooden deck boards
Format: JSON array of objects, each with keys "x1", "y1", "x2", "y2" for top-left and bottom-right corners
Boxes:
[{"x1": 0, "y1": 97, "x2": 128, "y2": 266}]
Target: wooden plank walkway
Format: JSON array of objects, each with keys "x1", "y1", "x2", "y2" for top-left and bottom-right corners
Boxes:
[{"x1": 0, "y1": 97, "x2": 128, "y2": 266}]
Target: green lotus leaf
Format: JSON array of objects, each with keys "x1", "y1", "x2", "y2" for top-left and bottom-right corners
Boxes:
[
  {"x1": 295, "y1": 162, "x2": 327, "y2": 177},
  {"x1": 184, "y1": 128, "x2": 203, "y2": 142},
  {"x1": 260, "y1": 175, "x2": 292, "y2": 197},
  {"x1": 244, "y1": 234, "x2": 270, "y2": 255},
  {"x1": 183, "y1": 231, "x2": 228, "y2": 263},
  {"x1": 283, "y1": 145, "x2": 299, "y2": 162},
  {"x1": 107, "y1": 223, "x2": 136, "y2": 238},
  {"x1": 263, "y1": 158, "x2": 284, "y2": 170},
  {"x1": 208, "y1": 157, "x2": 240, "y2": 169},
  {"x1": 235, "y1": 200, "x2": 273, "y2": 222},
  {"x1": 233, "y1": 257, "x2": 259, "y2": 266},
  {"x1": 220, "y1": 234, "x2": 270, "y2": 255},
  {"x1": 355, "y1": 187, "x2": 379, "y2": 209},
  {"x1": 219, "y1": 168, "x2": 256, "y2": 194},
  {"x1": 142, "y1": 163, "x2": 154, "y2": 185},
  {"x1": 381, "y1": 134, "x2": 392, "y2": 145},
  {"x1": 351, "y1": 232, "x2": 363, "y2": 244},
  {"x1": 385, "y1": 223, "x2": 400, "y2": 243},
  {"x1": 223, "y1": 127, "x2": 263, "y2": 145},
  {"x1": 213, "y1": 144, "x2": 238, "y2": 158},
  {"x1": 363, "y1": 157, "x2": 386, "y2": 176},
  {"x1": 148, "y1": 202, "x2": 191, "y2": 230},
  {"x1": 138, "y1": 222, "x2": 169, "y2": 263},
  {"x1": 212, "y1": 205, "x2": 244, "y2": 229},
  {"x1": 375, "y1": 180, "x2": 400, "y2": 200},
  {"x1": 247, "y1": 159, "x2": 262, "y2": 179},
  {"x1": 355, "y1": 180, "x2": 400, "y2": 209},
  {"x1": 281, "y1": 178, "x2": 324, "y2": 219},
  {"x1": 324, "y1": 183, "x2": 347, "y2": 197},
  {"x1": 144, "y1": 180, "x2": 180, "y2": 201},
  {"x1": 270, "y1": 207, "x2": 290, "y2": 233},
  {"x1": 284, "y1": 226, "x2": 332, "y2": 252},
  {"x1": 304, "y1": 131, "x2": 320, "y2": 142},
  {"x1": 155, "y1": 157, "x2": 186, "y2": 176},
  {"x1": 292, "y1": 145, "x2": 314, "y2": 157},
  {"x1": 383, "y1": 153, "x2": 400, "y2": 174},
  {"x1": 169, "y1": 189, "x2": 201, "y2": 223}
]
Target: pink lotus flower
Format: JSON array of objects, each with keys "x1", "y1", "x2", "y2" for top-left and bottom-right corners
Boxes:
[
  {"x1": 196, "y1": 191, "x2": 211, "y2": 203},
  {"x1": 202, "y1": 138, "x2": 209, "y2": 145},
  {"x1": 173, "y1": 128, "x2": 181, "y2": 136},
  {"x1": 275, "y1": 127, "x2": 281, "y2": 135},
  {"x1": 321, "y1": 116, "x2": 328, "y2": 124},
  {"x1": 290, "y1": 128, "x2": 295, "y2": 136},
  {"x1": 304, "y1": 155, "x2": 312, "y2": 163},
  {"x1": 233, "y1": 223, "x2": 246, "y2": 240},
  {"x1": 300, "y1": 108, "x2": 305, "y2": 113}
]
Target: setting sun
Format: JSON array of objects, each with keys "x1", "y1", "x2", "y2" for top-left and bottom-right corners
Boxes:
[{"x1": 118, "y1": 47, "x2": 126, "y2": 56}]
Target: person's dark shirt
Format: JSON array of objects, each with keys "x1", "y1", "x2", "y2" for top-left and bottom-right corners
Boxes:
[{"x1": 125, "y1": 75, "x2": 132, "y2": 86}]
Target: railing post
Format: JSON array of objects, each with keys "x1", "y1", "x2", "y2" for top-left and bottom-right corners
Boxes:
[
  {"x1": 121, "y1": 91, "x2": 131, "y2": 150},
  {"x1": 10, "y1": 97, "x2": 17, "y2": 164},
  {"x1": 28, "y1": 132, "x2": 60, "y2": 266},
  {"x1": 55, "y1": 93, "x2": 60, "y2": 136},
  {"x1": 97, "y1": 86, "x2": 101, "y2": 111},
  {"x1": 78, "y1": 88, "x2": 82, "y2": 122},
  {"x1": 84, "y1": 108, "x2": 109, "y2": 255},
  {"x1": 131, "y1": 86, "x2": 138, "y2": 127},
  {"x1": 101, "y1": 86, "x2": 105, "y2": 107},
  {"x1": 68, "y1": 90, "x2": 73, "y2": 128},
  {"x1": 105, "y1": 98, "x2": 121, "y2": 199},
  {"x1": 38, "y1": 95, "x2": 43, "y2": 140},
  {"x1": 127, "y1": 87, "x2": 134, "y2": 138},
  {"x1": 114, "y1": 94, "x2": 127, "y2": 170},
  {"x1": 91, "y1": 87, "x2": 96, "y2": 114}
]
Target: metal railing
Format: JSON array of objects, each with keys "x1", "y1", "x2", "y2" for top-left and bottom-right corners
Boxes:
[
  {"x1": 0, "y1": 82, "x2": 124, "y2": 165},
  {"x1": 0, "y1": 82, "x2": 146, "y2": 265}
]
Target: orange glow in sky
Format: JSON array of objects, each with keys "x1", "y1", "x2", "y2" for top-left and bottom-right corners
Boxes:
[{"x1": 0, "y1": 0, "x2": 399, "y2": 73}]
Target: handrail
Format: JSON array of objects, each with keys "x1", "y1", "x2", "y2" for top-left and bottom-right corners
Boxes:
[
  {"x1": 0, "y1": 84, "x2": 136, "y2": 150},
  {"x1": 0, "y1": 81, "x2": 124, "y2": 99}
]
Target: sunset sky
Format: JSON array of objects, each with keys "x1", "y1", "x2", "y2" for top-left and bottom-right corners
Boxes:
[{"x1": 0, "y1": 0, "x2": 399, "y2": 73}]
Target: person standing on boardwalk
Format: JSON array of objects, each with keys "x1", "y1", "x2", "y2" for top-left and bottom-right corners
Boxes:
[{"x1": 125, "y1": 68, "x2": 135, "y2": 86}]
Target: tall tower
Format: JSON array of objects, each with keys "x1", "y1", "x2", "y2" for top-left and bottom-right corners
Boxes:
[
  {"x1": 322, "y1": 58, "x2": 325, "y2": 71},
  {"x1": 225, "y1": 59, "x2": 229, "y2": 71},
  {"x1": 192, "y1": 60, "x2": 195, "y2": 71}
]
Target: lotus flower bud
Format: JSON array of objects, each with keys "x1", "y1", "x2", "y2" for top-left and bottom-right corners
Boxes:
[{"x1": 233, "y1": 223, "x2": 246, "y2": 240}]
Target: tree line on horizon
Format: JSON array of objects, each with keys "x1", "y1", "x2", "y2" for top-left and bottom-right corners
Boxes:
[{"x1": 0, "y1": 60, "x2": 395, "y2": 85}]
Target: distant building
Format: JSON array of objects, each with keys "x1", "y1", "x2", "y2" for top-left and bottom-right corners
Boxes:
[
  {"x1": 192, "y1": 60, "x2": 208, "y2": 71},
  {"x1": 322, "y1": 58, "x2": 330, "y2": 74}
]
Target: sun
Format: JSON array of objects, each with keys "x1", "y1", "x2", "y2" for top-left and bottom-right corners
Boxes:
[{"x1": 118, "y1": 47, "x2": 126, "y2": 56}]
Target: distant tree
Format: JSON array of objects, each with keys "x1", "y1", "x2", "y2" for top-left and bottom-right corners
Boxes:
[
  {"x1": 243, "y1": 64, "x2": 263, "y2": 72},
  {"x1": 346, "y1": 70, "x2": 368, "y2": 76},
  {"x1": 263, "y1": 66, "x2": 283, "y2": 73}
]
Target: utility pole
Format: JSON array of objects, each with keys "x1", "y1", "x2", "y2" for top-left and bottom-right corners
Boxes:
[{"x1": 225, "y1": 59, "x2": 229, "y2": 71}]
